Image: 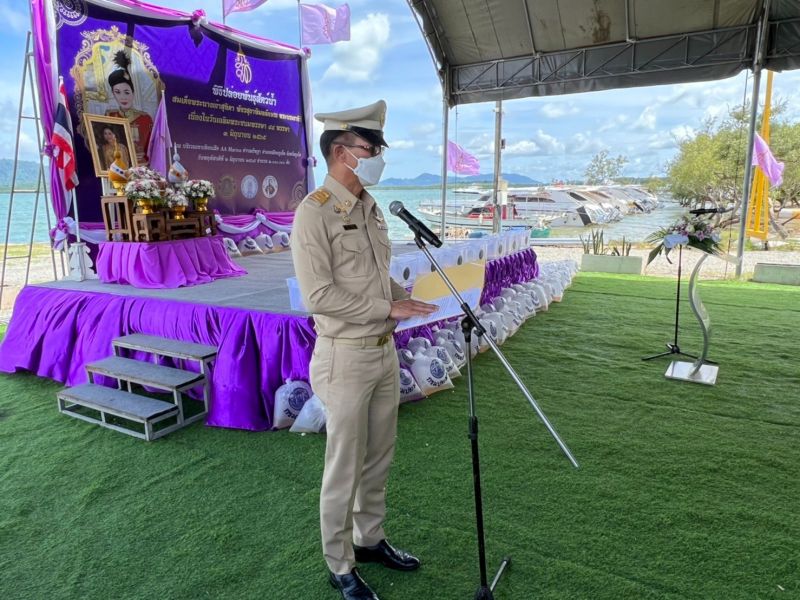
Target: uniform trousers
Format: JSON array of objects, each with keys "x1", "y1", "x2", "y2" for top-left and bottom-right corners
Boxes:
[{"x1": 310, "y1": 336, "x2": 400, "y2": 575}]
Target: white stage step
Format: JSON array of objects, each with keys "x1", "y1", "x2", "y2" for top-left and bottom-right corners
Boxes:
[
  {"x1": 113, "y1": 334, "x2": 217, "y2": 361},
  {"x1": 86, "y1": 356, "x2": 204, "y2": 391},
  {"x1": 57, "y1": 383, "x2": 179, "y2": 441},
  {"x1": 57, "y1": 334, "x2": 219, "y2": 441}
]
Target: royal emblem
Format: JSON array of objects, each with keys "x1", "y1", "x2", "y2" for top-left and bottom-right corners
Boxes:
[
  {"x1": 430, "y1": 360, "x2": 445, "y2": 380},
  {"x1": 288, "y1": 388, "x2": 309, "y2": 413},
  {"x1": 400, "y1": 370, "x2": 413, "y2": 386},
  {"x1": 235, "y1": 48, "x2": 252, "y2": 85}
]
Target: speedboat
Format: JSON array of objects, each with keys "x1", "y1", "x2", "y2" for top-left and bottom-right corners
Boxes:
[{"x1": 419, "y1": 200, "x2": 554, "y2": 230}]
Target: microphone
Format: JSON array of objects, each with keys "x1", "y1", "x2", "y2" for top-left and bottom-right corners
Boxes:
[
  {"x1": 389, "y1": 201, "x2": 443, "y2": 248},
  {"x1": 689, "y1": 207, "x2": 732, "y2": 215}
]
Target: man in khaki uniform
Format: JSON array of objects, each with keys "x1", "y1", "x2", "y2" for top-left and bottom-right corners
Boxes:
[{"x1": 291, "y1": 100, "x2": 436, "y2": 600}]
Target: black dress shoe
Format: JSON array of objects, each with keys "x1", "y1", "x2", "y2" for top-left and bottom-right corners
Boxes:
[
  {"x1": 354, "y1": 539, "x2": 421, "y2": 571},
  {"x1": 328, "y1": 568, "x2": 380, "y2": 600}
]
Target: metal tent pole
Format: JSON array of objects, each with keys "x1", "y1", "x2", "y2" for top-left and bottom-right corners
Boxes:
[
  {"x1": 439, "y1": 71, "x2": 450, "y2": 238},
  {"x1": 735, "y1": 0, "x2": 771, "y2": 277},
  {"x1": 491, "y1": 100, "x2": 502, "y2": 234}
]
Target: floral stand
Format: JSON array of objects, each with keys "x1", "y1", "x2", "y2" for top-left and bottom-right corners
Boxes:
[{"x1": 664, "y1": 249, "x2": 740, "y2": 385}]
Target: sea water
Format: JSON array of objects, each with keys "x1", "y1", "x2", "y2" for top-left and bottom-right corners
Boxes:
[
  {"x1": 0, "y1": 193, "x2": 57, "y2": 245},
  {"x1": 0, "y1": 189, "x2": 685, "y2": 246}
]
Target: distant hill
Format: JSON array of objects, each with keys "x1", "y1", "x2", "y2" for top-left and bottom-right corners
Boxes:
[
  {"x1": 0, "y1": 159, "x2": 44, "y2": 190},
  {"x1": 379, "y1": 172, "x2": 542, "y2": 187}
]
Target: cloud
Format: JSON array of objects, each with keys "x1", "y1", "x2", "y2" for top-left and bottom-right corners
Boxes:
[
  {"x1": 598, "y1": 114, "x2": 628, "y2": 132},
  {"x1": 670, "y1": 125, "x2": 696, "y2": 142},
  {"x1": 632, "y1": 106, "x2": 657, "y2": 130},
  {"x1": 323, "y1": 13, "x2": 390, "y2": 82},
  {"x1": 568, "y1": 132, "x2": 606, "y2": 155},
  {"x1": 390, "y1": 139, "x2": 415, "y2": 149},
  {"x1": 0, "y1": 91, "x2": 39, "y2": 161},
  {"x1": 540, "y1": 102, "x2": 579, "y2": 119},
  {"x1": 470, "y1": 130, "x2": 564, "y2": 157},
  {"x1": 646, "y1": 134, "x2": 675, "y2": 150},
  {"x1": 412, "y1": 122, "x2": 437, "y2": 136},
  {"x1": 0, "y1": 4, "x2": 29, "y2": 33}
]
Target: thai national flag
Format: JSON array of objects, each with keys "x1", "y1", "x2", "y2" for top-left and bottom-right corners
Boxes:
[{"x1": 52, "y1": 79, "x2": 79, "y2": 191}]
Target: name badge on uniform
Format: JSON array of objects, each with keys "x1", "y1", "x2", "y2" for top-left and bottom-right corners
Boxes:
[{"x1": 343, "y1": 224, "x2": 358, "y2": 230}]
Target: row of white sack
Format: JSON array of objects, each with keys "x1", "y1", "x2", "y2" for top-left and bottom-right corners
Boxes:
[
  {"x1": 273, "y1": 259, "x2": 579, "y2": 434},
  {"x1": 397, "y1": 260, "x2": 578, "y2": 400},
  {"x1": 389, "y1": 231, "x2": 531, "y2": 288},
  {"x1": 224, "y1": 232, "x2": 291, "y2": 257}
]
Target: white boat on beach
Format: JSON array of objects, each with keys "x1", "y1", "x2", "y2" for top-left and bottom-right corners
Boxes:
[
  {"x1": 420, "y1": 184, "x2": 662, "y2": 232},
  {"x1": 419, "y1": 200, "x2": 554, "y2": 230}
]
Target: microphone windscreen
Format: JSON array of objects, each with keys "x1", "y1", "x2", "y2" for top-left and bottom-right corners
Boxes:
[{"x1": 389, "y1": 201, "x2": 404, "y2": 216}]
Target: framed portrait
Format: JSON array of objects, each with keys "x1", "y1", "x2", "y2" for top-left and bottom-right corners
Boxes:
[{"x1": 83, "y1": 114, "x2": 137, "y2": 177}]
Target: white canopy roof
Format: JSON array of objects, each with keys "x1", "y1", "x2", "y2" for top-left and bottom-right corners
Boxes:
[{"x1": 407, "y1": 0, "x2": 800, "y2": 105}]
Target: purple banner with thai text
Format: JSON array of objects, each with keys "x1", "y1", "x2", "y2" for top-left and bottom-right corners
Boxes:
[{"x1": 53, "y1": 0, "x2": 309, "y2": 223}]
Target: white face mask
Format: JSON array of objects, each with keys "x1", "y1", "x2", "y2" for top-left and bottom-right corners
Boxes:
[{"x1": 345, "y1": 147, "x2": 386, "y2": 187}]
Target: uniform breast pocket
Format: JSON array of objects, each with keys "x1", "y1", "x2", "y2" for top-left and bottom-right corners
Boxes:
[
  {"x1": 376, "y1": 235, "x2": 392, "y2": 268},
  {"x1": 337, "y1": 234, "x2": 371, "y2": 278}
]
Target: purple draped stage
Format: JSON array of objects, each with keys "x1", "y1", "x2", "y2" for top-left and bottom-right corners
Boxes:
[
  {"x1": 0, "y1": 248, "x2": 538, "y2": 431},
  {"x1": 97, "y1": 236, "x2": 247, "y2": 288}
]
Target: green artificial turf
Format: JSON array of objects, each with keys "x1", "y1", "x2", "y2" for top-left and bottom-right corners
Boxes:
[{"x1": 1, "y1": 274, "x2": 798, "y2": 599}]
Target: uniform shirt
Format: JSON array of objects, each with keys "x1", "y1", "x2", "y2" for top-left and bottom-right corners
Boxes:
[{"x1": 291, "y1": 174, "x2": 411, "y2": 338}]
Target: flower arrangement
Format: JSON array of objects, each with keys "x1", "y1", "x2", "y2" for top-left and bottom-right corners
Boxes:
[
  {"x1": 182, "y1": 179, "x2": 215, "y2": 199},
  {"x1": 164, "y1": 187, "x2": 189, "y2": 208},
  {"x1": 126, "y1": 166, "x2": 165, "y2": 184},
  {"x1": 124, "y1": 178, "x2": 161, "y2": 202},
  {"x1": 646, "y1": 213, "x2": 722, "y2": 265}
]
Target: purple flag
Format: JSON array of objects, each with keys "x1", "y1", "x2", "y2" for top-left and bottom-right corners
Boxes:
[
  {"x1": 300, "y1": 3, "x2": 350, "y2": 45},
  {"x1": 223, "y1": 0, "x2": 269, "y2": 18},
  {"x1": 147, "y1": 94, "x2": 172, "y2": 177},
  {"x1": 752, "y1": 132, "x2": 784, "y2": 187},
  {"x1": 447, "y1": 140, "x2": 480, "y2": 175}
]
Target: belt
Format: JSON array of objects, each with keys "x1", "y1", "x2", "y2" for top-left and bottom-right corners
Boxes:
[{"x1": 323, "y1": 333, "x2": 394, "y2": 347}]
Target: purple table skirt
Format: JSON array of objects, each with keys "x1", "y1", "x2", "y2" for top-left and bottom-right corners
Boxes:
[
  {"x1": 0, "y1": 287, "x2": 316, "y2": 431},
  {"x1": 0, "y1": 247, "x2": 537, "y2": 431},
  {"x1": 97, "y1": 236, "x2": 247, "y2": 289}
]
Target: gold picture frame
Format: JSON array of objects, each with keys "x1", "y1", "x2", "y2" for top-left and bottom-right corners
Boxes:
[{"x1": 83, "y1": 114, "x2": 137, "y2": 177}]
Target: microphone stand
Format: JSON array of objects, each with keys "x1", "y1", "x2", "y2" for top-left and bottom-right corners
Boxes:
[{"x1": 412, "y1": 234, "x2": 579, "y2": 599}]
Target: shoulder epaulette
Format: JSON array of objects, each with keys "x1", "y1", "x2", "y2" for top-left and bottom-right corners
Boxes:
[{"x1": 308, "y1": 188, "x2": 331, "y2": 205}]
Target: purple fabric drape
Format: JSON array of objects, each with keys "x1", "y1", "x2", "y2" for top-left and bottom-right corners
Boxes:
[
  {"x1": 214, "y1": 211, "x2": 295, "y2": 244},
  {"x1": 0, "y1": 287, "x2": 316, "y2": 431},
  {"x1": 31, "y1": 0, "x2": 65, "y2": 220},
  {"x1": 96, "y1": 236, "x2": 247, "y2": 289},
  {"x1": 479, "y1": 248, "x2": 539, "y2": 304},
  {"x1": 0, "y1": 248, "x2": 537, "y2": 431}
]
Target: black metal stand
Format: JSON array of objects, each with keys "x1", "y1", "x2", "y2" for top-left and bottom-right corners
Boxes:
[
  {"x1": 462, "y1": 318, "x2": 510, "y2": 599},
  {"x1": 411, "y1": 234, "x2": 579, "y2": 599},
  {"x1": 642, "y1": 245, "x2": 700, "y2": 362}
]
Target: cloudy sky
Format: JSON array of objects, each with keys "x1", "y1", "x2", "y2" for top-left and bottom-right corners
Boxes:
[{"x1": 2, "y1": 0, "x2": 799, "y2": 182}]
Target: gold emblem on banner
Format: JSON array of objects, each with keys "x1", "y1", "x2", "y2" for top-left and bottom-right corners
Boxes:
[{"x1": 235, "y1": 47, "x2": 252, "y2": 85}]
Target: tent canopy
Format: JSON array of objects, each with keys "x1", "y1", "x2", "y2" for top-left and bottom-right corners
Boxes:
[{"x1": 407, "y1": 0, "x2": 800, "y2": 105}]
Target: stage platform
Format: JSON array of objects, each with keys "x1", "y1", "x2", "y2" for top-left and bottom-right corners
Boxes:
[
  {"x1": 40, "y1": 249, "x2": 307, "y2": 313},
  {"x1": 0, "y1": 244, "x2": 538, "y2": 431}
]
